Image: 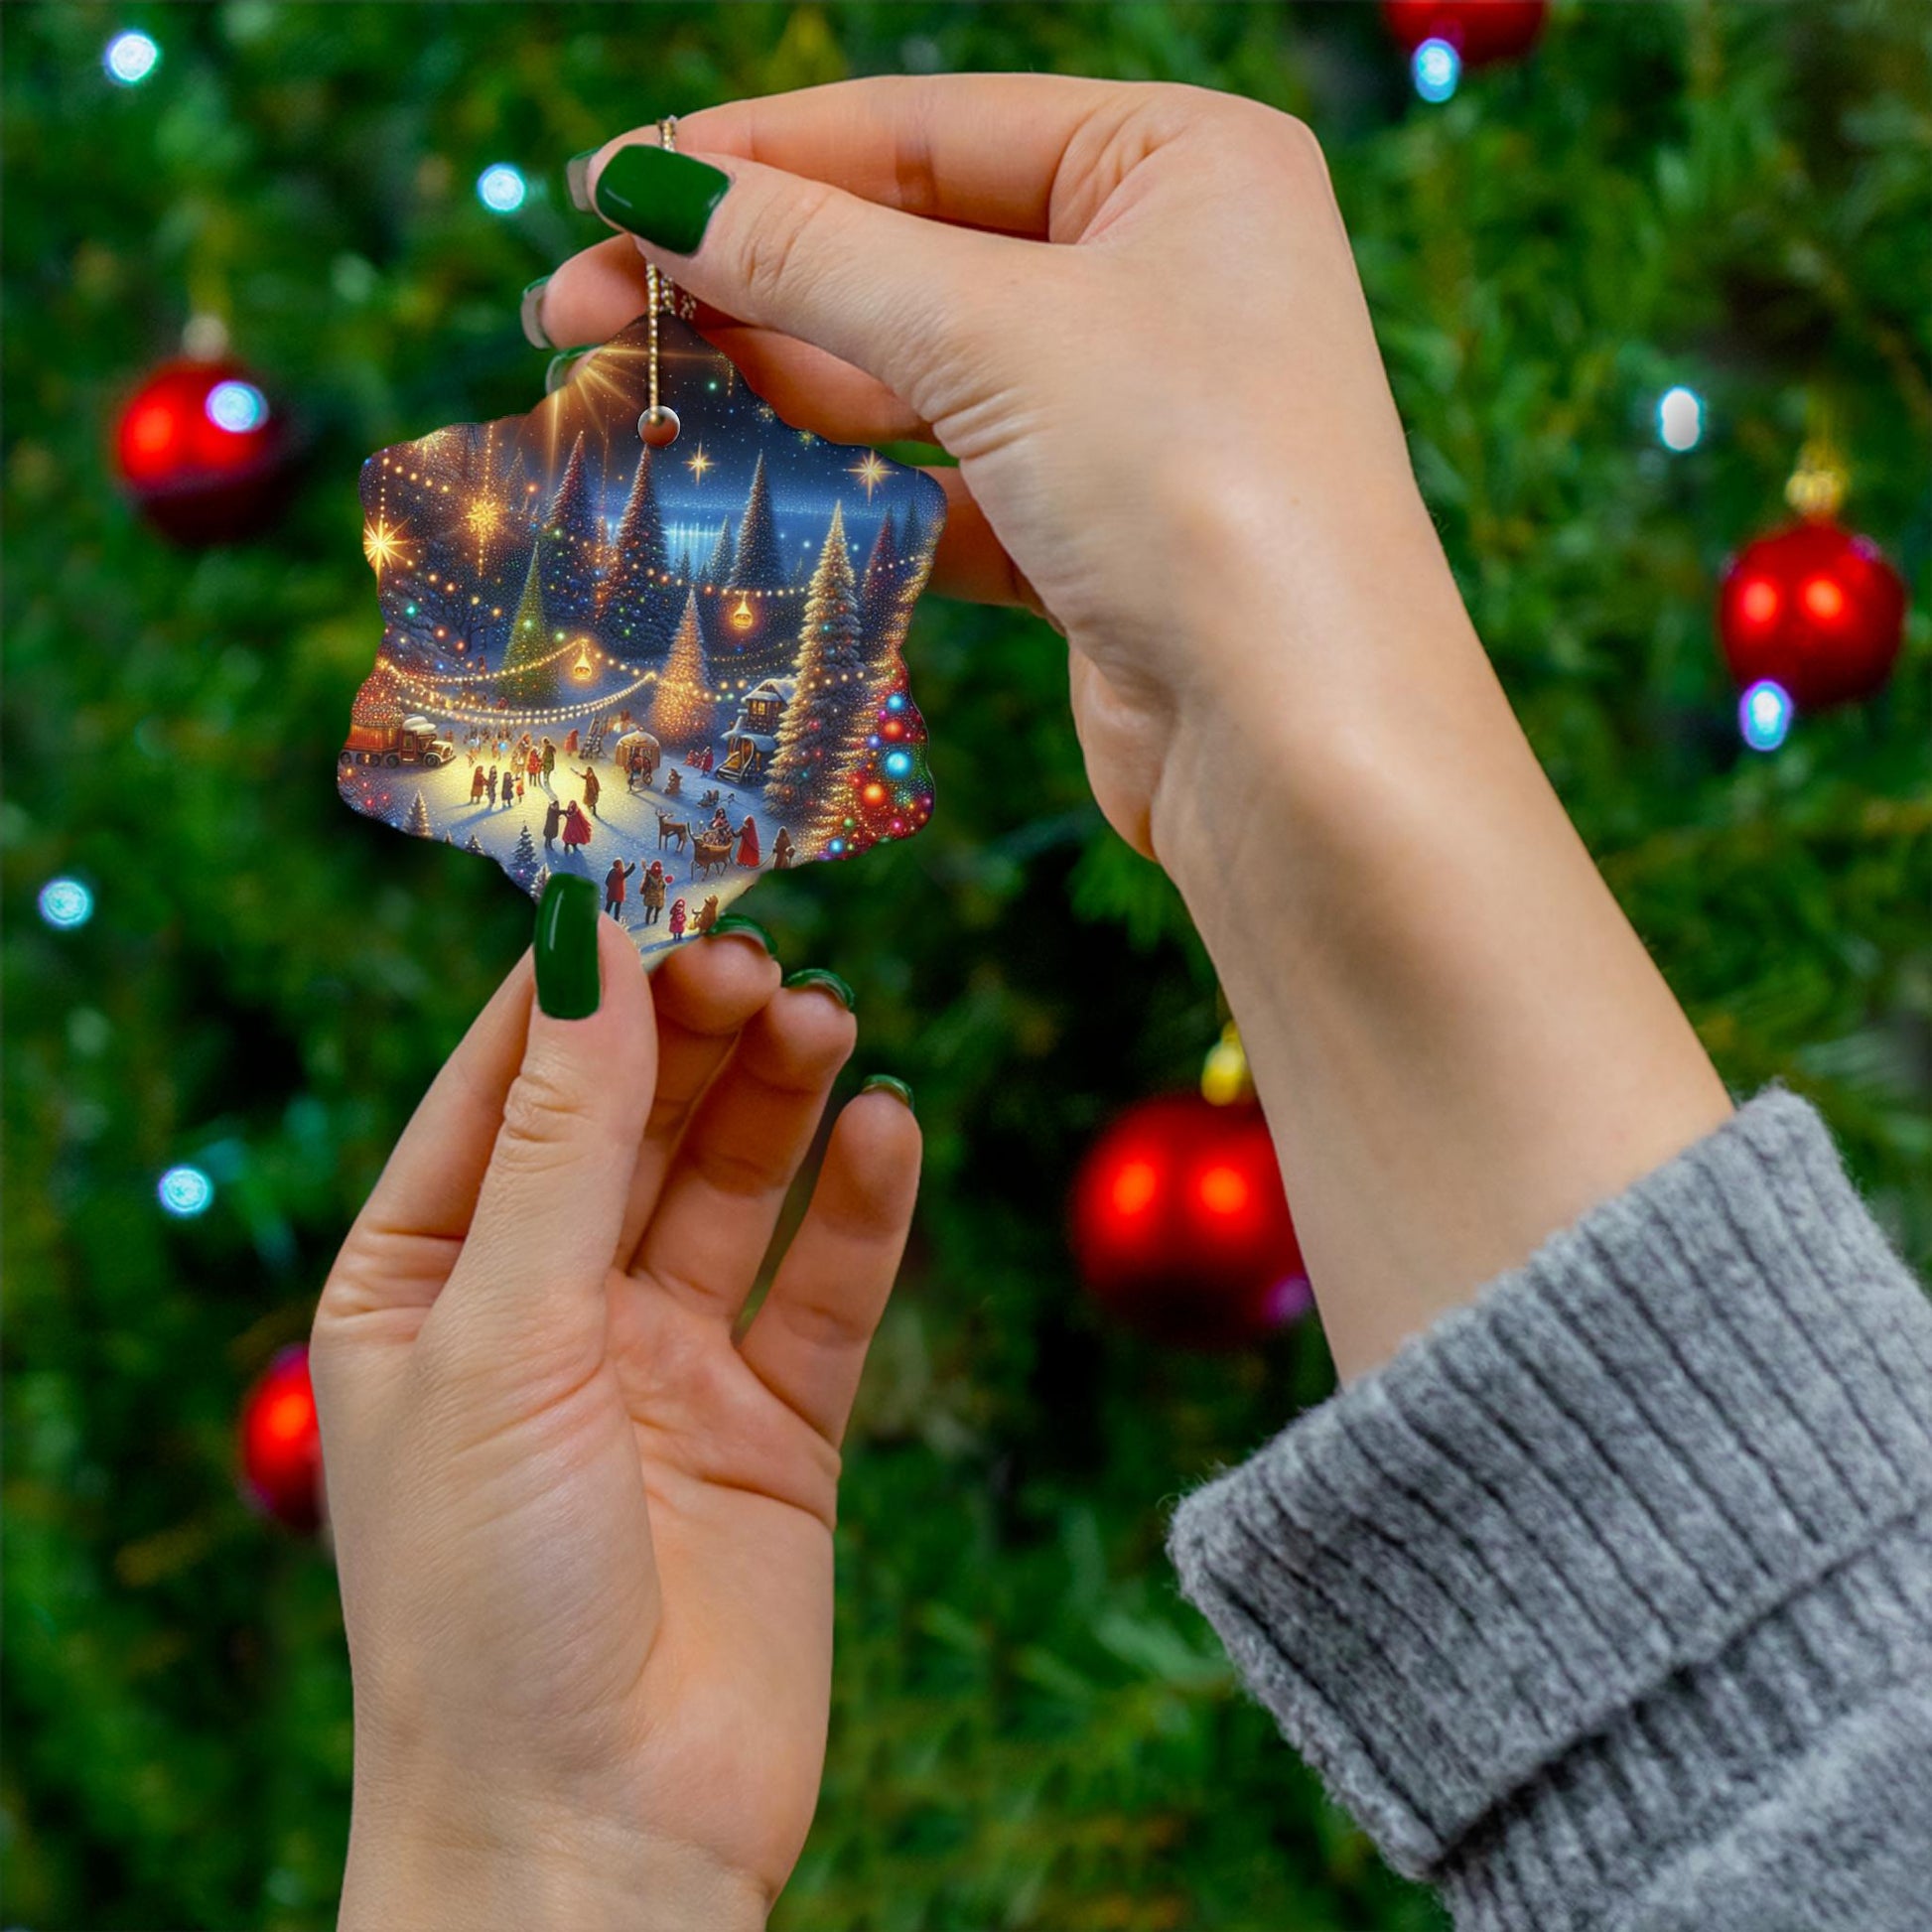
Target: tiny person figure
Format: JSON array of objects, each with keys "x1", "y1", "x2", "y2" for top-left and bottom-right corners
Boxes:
[
  {"x1": 667, "y1": 897, "x2": 688, "y2": 940},
  {"x1": 562, "y1": 799, "x2": 593, "y2": 852},
  {"x1": 575, "y1": 765, "x2": 602, "y2": 817},
  {"x1": 485, "y1": 765, "x2": 499, "y2": 807},
  {"x1": 700, "y1": 745, "x2": 715, "y2": 774},
  {"x1": 565, "y1": 726, "x2": 580, "y2": 757},
  {"x1": 514, "y1": 772, "x2": 526, "y2": 804},
  {"x1": 542, "y1": 797, "x2": 562, "y2": 852},
  {"x1": 771, "y1": 827, "x2": 795, "y2": 871},
  {"x1": 541, "y1": 739, "x2": 557, "y2": 786},
  {"x1": 470, "y1": 765, "x2": 487, "y2": 804},
  {"x1": 603, "y1": 857, "x2": 635, "y2": 920},
  {"x1": 640, "y1": 859, "x2": 666, "y2": 926},
  {"x1": 735, "y1": 816, "x2": 760, "y2": 869}
]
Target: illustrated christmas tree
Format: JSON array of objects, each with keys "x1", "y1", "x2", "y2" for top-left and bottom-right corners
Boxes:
[
  {"x1": 528, "y1": 862, "x2": 550, "y2": 903},
  {"x1": 498, "y1": 547, "x2": 561, "y2": 710},
  {"x1": 536, "y1": 432, "x2": 600, "y2": 631},
  {"x1": 838, "y1": 514, "x2": 936, "y2": 858},
  {"x1": 598, "y1": 447, "x2": 669, "y2": 659},
  {"x1": 462, "y1": 831, "x2": 484, "y2": 856},
  {"x1": 403, "y1": 789, "x2": 433, "y2": 838},
  {"x1": 702, "y1": 517, "x2": 736, "y2": 588},
  {"x1": 650, "y1": 590, "x2": 717, "y2": 751},
  {"x1": 860, "y1": 509, "x2": 903, "y2": 649},
  {"x1": 728, "y1": 454, "x2": 787, "y2": 591},
  {"x1": 510, "y1": 821, "x2": 539, "y2": 882},
  {"x1": 897, "y1": 487, "x2": 934, "y2": 575},
  {"x1": 764, "y1": 502, "x2": 872, "y2": 852}
]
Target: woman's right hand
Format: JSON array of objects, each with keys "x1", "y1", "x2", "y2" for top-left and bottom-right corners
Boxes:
[{"x1": 537, "y1": 75, "x2": 1465, "y2": 860}]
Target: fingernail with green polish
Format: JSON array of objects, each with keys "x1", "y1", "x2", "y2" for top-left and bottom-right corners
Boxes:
[
  {"x1": 545, "y1": 347, "x2": 603, "y2": 395},
  {"x1": 862, "y1": 1074, "x2": 914, "y2": 1114},
  {"x1": 535, "y1": 874, "x2": 601, "y2": 1020},
  {"x1": 594, "y1": 143, "x2": 731, "y2": 255},
  {"x1": 783, "y1": 967, "x2": 855, "y2": 1011},
  {"x1": 565, "y1": 150, "x2": 598, "y2": 213},
  {"x1": 708, "y1": 913, "x2": 775, "y2": 956},
  {"x1": 520, "y1": 276, "x2": 552, "y2": 349}
]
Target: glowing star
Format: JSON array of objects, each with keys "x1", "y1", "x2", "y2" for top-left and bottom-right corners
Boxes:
[
  {"x1": 685, "y1": 443, "x2": 713, "y2": 484},
  {"x1": 849, "y1": 451, "x2": 889, "y2": 501},
  {"x1": 361, "y1": 514, "x2": 410, "y2": 581}
]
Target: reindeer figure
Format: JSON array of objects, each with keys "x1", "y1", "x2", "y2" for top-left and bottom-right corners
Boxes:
[{"x1": 657, "y1": 813, "x2": 690, "y2": 852}]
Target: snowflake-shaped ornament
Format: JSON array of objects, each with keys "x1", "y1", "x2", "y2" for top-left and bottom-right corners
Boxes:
[{"x1": 340, "y1": 311, "x2": 944, "y2": 957}]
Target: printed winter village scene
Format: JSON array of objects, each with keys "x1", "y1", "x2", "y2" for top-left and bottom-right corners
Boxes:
[{"x1": 341, "y1": 311, "x2": 945, "y2": 958}]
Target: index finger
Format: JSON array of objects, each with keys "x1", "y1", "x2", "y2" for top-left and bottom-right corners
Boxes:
[{"x1": 652, "y1": 72, "x2": 1135, "y2": 240}]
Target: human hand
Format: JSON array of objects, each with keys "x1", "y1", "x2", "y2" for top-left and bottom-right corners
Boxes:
[
  {"x1": 537, "y1": 75, "x2": 1462, "y2": 860},
  {"x1": 314, "y1": 895, "x2": 919, "y2": 1930}
]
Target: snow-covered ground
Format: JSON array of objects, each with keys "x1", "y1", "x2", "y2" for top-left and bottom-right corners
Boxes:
[{"x1": 341, "y1": 735, "x2": 787, "y2": 946}]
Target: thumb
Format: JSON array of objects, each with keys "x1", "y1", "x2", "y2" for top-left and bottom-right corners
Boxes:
[
  {"x1": 432, "y1": 877, "x2": 655, "y2": 1374},
  {"x1": 586, "y1": 138, "x2": 1022, "y2": 424}
]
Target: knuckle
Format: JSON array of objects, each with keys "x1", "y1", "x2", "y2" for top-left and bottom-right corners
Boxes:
[
  {"x1": 493, "y1": 1051, "x2": 597, "y2": 1171},
  {"x1": 735, "y1": 177, "x2": 839, "y2": 313}
]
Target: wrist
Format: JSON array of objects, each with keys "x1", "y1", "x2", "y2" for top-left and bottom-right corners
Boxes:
[{"x1": 340, "y1": 1793, "x2": 767, "y2": 1932}]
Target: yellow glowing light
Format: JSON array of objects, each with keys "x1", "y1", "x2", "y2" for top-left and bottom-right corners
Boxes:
[
  {"x1": 362, "y1": 515, "x2": 410, "y2": 581},
  {"x1": 731, "y1": 597, "x2": 755, "y2": 631},
  {"x1": 685, "y1": 444, "x2": 712, "y2": 484},
  {"x1": 570, "y1": 641, "x2": 596, "y2": 684},
  {"x1": 850, "y1": 451, "x2": 889, "y2": 500}
]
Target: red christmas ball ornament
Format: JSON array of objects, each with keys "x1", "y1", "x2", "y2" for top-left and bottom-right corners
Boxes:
[
  {"x1": 237, "y1": 1344, "x2": 324, "y2": 1533},
  {"x1": 1718, "y1": 518, "x2": 1906, "y2": 712},
  {"x1": 1070, "y1": 1093, "x2": 1311, "y2": 1349},
  {"x1": 115, "y1": 356, "x2": 294, "y2": 544},
  {"x1": 1382, "y1": 0, "x2": 1547, "y2": 67}
]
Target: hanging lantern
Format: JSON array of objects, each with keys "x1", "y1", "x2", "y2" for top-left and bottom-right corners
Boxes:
[
  {"x1": 570, "y1": 639, "x2": 597, "y2": 684},
  {"x1": 731, "y1": 595, "x2": 757, "y2": 631}
]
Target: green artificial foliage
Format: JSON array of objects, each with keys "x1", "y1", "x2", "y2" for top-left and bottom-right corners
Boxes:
[{"x1": 3, "y1": 5, "x2": 1926, "y2": 1929}]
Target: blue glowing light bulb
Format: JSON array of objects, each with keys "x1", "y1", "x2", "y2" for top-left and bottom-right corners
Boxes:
[
  {"x1": 39, "y1": 877, "x2": 95, "y2": 928},
  {"x1": 477, "y1": 164, "x2": 528, "y2": 213},
  {"x1": 104, "y1": 31, "x2": 160, "y2": 85},
  {"x1": 158, "y1": 1165, "x2": 215, "y2": 1217},
  {"x1": 1738, "y1": 679, "x2": 1793, "y2": 753},
  {"x1": 1413, "y1": 38, "x2": 1460, "y2": 103}
]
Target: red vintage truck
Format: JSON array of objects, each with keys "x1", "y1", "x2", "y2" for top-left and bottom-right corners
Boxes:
[{"x1": 339, "y1": 714, "x2": 456, "y2": 769}]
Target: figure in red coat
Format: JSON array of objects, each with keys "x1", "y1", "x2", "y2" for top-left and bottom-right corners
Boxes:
[
  {"x1": 562, "y1": 800, "x2": 593, "y2": 849},
  {"x1": 735, "y1": 816, "x2": 760, "y2": 868}
]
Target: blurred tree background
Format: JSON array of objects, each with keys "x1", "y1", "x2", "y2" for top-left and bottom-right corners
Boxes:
[{"x1": 3, "y1": 4, "x2": 1927, "y2": 1928}]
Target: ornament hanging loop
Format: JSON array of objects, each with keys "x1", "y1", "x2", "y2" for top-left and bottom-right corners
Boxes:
[{"x1": 637, "y1": 116, "x2": 694, "y2": 449}]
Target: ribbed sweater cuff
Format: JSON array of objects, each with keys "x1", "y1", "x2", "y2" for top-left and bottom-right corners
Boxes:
[{"x1": 1168, "y1": 1091, "x2": 1932, "y2": 1883}]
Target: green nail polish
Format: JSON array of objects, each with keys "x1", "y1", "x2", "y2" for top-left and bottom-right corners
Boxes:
[
  {"x1": 783, "y1": 967, "x2": 855, "y2": 1011},
  {"x1": 565, "y1": 150, "x2": 597, "y2": 213},
  {"x1": 874, "y1": 439, "x2": 958, "y2": 471},
  {"x1": 519, "y1": 276, "x2": 552, "y2": 349},
  {"x1": 534, "y1": 874, "x2": 601, "y2": 1019},
  {"x1": 708, "y1": 913, "x2": 775, "y2": 956},
  {"x1": 593, "y1": 143, "x2": 730, "y2": 255},
  {"x1": 861, "y1": 1074, "x2": 914, "y2": 1114}
]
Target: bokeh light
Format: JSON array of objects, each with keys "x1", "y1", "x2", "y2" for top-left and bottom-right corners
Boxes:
[
  {"x1": 157, "y1": 1165, "x2": 215, "y2": 1217},
  {"x1": 205, "y1": 380, "x2": 269, "y2": 434},
  {"x1": 1739, "y1": 679, "x2": 1793, "y2": 753},
  {"x1": 38, "y1": 877, "x2": 94, "y2": 929},
  {"x1": 1657, "y1": 385, "x2": 1704, "y2": 452},
  {"x1": 103, "y1": 30, "x2": 159, "y2": 85},
  {"x1": 476, "y1": 163, "x2": 527, "y2": 212},
  {"x1": 1413, "y1": 38, "x2": 1460, "y2": 102}
]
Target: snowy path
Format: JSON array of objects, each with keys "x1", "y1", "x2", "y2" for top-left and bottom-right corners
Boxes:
[{"x1": 344, "y1": 744, "x2": 789, "y2": 940}]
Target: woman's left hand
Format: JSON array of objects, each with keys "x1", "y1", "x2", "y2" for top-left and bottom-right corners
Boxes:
[{"x1": 313, "y1": 913, "x2": 919, "y2": 1930}]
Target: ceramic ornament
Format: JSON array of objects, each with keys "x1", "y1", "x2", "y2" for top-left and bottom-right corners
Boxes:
[{"x1": 340, "y1": 309, "x2": 944, "y2": 956}]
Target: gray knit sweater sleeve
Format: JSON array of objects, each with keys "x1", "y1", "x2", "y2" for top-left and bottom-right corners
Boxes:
[{"x1": 1169, "y1": 1091, "x2": 1932, "y2": 1928}]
